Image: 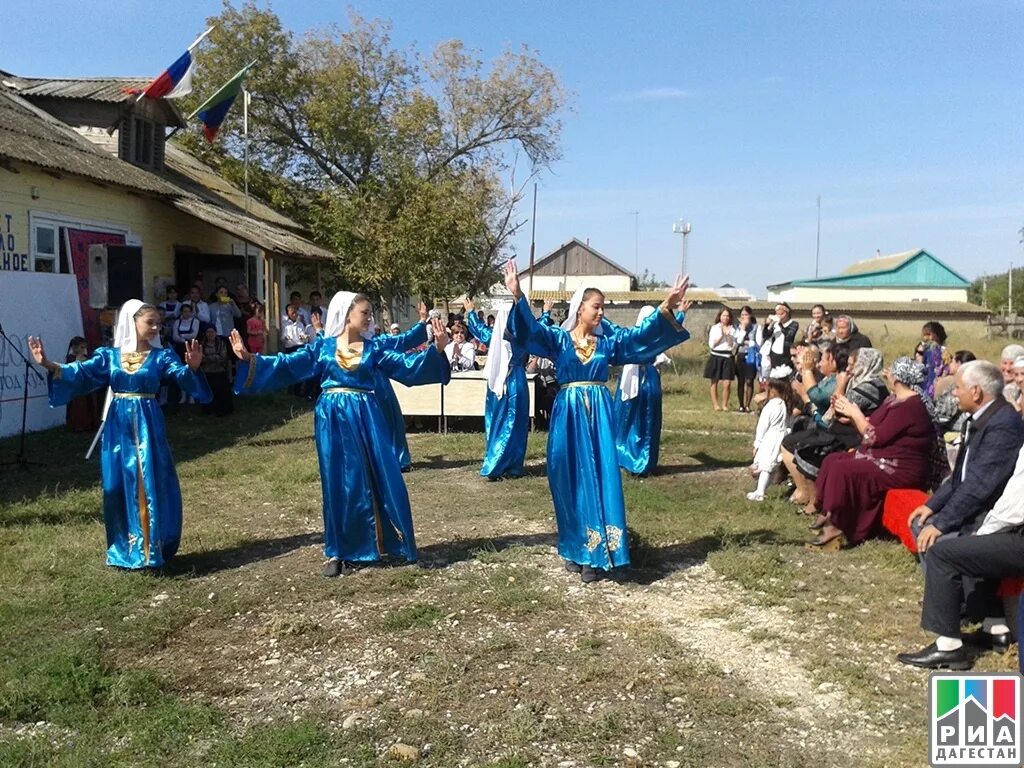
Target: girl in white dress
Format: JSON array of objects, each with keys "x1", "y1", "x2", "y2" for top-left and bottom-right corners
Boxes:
[{"x1": 748, "y1": 378, "x2": 792, "y2": 501}]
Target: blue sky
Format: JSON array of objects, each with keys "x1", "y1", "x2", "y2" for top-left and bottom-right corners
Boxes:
[{"x1": 6, "y1": 1, "x2": 1023, "y2": 295}]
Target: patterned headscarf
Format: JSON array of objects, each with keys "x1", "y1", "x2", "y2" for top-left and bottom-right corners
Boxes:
[
  {"x1": 847, "y1": 347, "x2": 883, "y2": 391},
  {"x1": 890, "y1": 356, "x2": 937, "y2": 422}
]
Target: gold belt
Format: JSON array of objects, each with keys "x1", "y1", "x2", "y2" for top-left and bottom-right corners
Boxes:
[
  {"x1": 322, "y1": 387, "x2": 374, "y2": 395},
  {"x1": 113, "y1": 392, "x2": 156, "y2": 399},
  {"x1": 561, "y1": 381, "x2": 605, "y2": 389}
]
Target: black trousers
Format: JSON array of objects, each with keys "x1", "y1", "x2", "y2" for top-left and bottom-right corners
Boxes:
[{"x1": 921, "y1": 530, "x2": 1024, "y2": 637}]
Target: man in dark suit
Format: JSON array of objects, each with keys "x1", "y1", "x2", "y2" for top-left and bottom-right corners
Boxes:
[{"x1": 898, "y1": 361, "x2": 1024, "y2": 670}]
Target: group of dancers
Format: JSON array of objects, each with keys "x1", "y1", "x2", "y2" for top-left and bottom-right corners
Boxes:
[{"x1": 27, "y1": 261, "x2": 692, "y2": 583}]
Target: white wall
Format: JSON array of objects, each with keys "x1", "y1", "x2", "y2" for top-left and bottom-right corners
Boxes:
[
  {"x1": 0, "y1": 272, "x2": 84, "y2": 437},
  {"x1": 766, "y1": 286, "x2": 968, "y2": 303}
]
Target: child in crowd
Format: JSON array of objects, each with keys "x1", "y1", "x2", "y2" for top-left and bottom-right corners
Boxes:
[
  {"x1": 64, "y1": 336, "x2": 101, "y2": 432},
  {"x1": 748, "y1": 378, "x2": 792, "y2": 501},
  {"x1": 818, "y1": 315, "x2": 835, "y2": 345},
  {"x1": 246, "y1": 302, "x2": 267, "y2": 354},
  {"x1": 159, "y1": 286, "x2": 181, "y2": 324}
]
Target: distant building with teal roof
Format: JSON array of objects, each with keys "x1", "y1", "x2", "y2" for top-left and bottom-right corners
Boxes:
[{"x1": 766, "y1": 249, "x2": 970, "y2": 304}]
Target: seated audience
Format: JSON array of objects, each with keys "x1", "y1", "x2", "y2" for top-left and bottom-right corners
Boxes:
[
  {"x1": 782, "y1": 348, "x2": 888, "y2": 509},
  {"x1": 907, "y1": 360, "x2": 1024, "y2": 550},
  {"x1": 999, "y1": 344, "x2": 1024, "y2": 402},
  {"x1": 807, "y1": 358, "x2": 942, "y2": 550},
  {"x1": 898, "y1": 440, "x2": 1024, "y2": 670},
  {"x1": 446, "y1": 322, "x2": 476, "y2": 372},
  {"x1": 791, "y1": 343, "x2": 846, "y2": 429}
]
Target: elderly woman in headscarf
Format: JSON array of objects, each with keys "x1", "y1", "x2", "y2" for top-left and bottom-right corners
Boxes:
[
  {"x1": 833, "y1": 315, "x2": 873, "y2": 355},
  {"x1": 613, "y1": 306, "x2": 672, "y2": 477},
  {"x1": 462, "y1": 296, "x2": 531, "y2": 480},
  {"x1": 781, "y1": 347, "x2": 889, "y2": 508},
  {"x1": 502, "y1": 262, "x2": 692, "y2": 583},
  {"x1": 28, "y1": 300, "x2": 210, "y2": 569},
  {"x1": 807, "y1": 357, "x2": 943, "y2": 550},
  {"x1": 229, "y1": 292, "x2": 450, "y2": 577}
]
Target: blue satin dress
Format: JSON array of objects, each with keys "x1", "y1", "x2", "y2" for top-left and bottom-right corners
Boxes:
[
  {"x1": 507, "y1": 298, "x2": 690, "y2": 569},
  {"x1": 233, "y1": 334, "x2": 450, "y2": 563},
  {"x1": 466, "y1": 312, "x2": 530, "y2": 480},
  {"x1": 372, "y1": 322, "x2": 429, "y2": 470},
  {"x1": 47, "y1": 347, "x2": 212, "y2": 569},
  {"x1": 613, "y1": 363, "x2": 664, "y2": 477}
]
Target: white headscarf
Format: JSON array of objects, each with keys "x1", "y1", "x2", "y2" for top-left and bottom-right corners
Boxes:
[
  {"x1": 618, "y1": 306, "x2": 670, "y2": 401},
  {"x1": 94, "y1": 300, "x2": 162, "y2": 443},
  {"x1": 323, "y1": 291, "x2": 376, "y2": 340},
  {"x1": 560, "y1": 286, "x2": 604, "y2": 336},
  {"x1": 483, "y1": 308, "x2": 514, "y2": 398},
  {"x1": 114, "y1": 299, "x2": 162, "y2": 352}
]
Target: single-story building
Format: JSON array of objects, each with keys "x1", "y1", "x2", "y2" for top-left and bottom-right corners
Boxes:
[
  {"x1": 766, "y1": 249, "x2": 971, "y2": 304},
  {"x1": 518, "y1": 238, "x2": 636, "y2": 294},
  {"x1": 0, "y1": 71, "x2": 334, "y2": 436}
]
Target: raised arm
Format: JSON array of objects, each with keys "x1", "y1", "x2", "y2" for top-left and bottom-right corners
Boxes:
[
  {"x1": 159, "y1": 344, "x2": 211, "y2": 404},
  {"x1": 379, "y1": 304, "x2": 429, "y2": 352},
  {"x1": 465, "y1": 305, "x2": 492, "y2": 346},
  {"x1": 502, "y1": 260, "x2": 562, "y2": 359},
  {"x1": 29, "y1": 337, "x2": 112, "y2": 407},
  {"x1": 229, "y1": 330, "x2": 323, "y2": 395},
  {"x1": 609, "y1": 275, "x2": 692, "y2": 366}
]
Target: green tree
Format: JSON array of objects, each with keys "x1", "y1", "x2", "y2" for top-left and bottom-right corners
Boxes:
[{"x1": 182, "y1": 2, "x2": 566, "y2": 321}]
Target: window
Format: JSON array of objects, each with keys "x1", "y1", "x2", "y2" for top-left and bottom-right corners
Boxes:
[
  {"x1": 121, "y1": 117, "x2": 164, "y2": 169},
  {"x1": 32, "y1": 223, "x2": 57, "y2": 273}
]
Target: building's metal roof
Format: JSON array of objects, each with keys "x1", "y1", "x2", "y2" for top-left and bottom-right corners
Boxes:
[
  {"x1": 168, "y1": 196, "x2": 334, "y2": 262},
  {"x1": 0, "y1": 84, "x2": 333, "y2": 262},
  {"x1": 839, "y1": 250, "x2": 921, "y2": 276},
  {"x1": 768, "y1": 249, "x2": 971, "y2": 291},
  {"x1": 521, "y1": 237, "x2": 637, "y2": 279},
  {"x1": 526, "y1": 289, "x2": 723, "y2": 303},
  {"x1": 743, "y1": 300, "x2": 989, "y2": 317},
  {"x1": 0, "y1": 88, "x2": 179, "y2": 195},
  {"x1": 162, "y1": 143, "x2": 301, "y2": 232},
  {"x1": 6, "y1": 75, "x2": 150, "y2": 103}
]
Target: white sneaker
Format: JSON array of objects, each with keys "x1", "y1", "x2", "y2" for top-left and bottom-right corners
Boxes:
[{"x1": 746, "y1": 492, "x2": 764, "y2": 502}]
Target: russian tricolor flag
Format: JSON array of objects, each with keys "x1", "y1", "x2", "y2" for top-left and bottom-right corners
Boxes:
[{"x1": 140, "y1": 27, "x2": 213, "y2": 101}]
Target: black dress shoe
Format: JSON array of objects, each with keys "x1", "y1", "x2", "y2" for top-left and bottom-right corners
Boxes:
[
  {"x1": 323, "y1": 558, "x2": 341, "y2": 578},
  {"x1": 897, "y1": 642, "x2": 972, "y2": 670},
  {"x1": 564, "y1": 560, "x2": 582, "y2": 574},
  {"x1": 580, "y1": 566, "x2": 603, "y2": 584},
  {"x1": 963, "y1": 630, "x2": 1013, "y2": 653}
]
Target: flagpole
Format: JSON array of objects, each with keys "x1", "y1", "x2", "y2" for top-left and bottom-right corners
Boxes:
[{"x1": 243, "y1": 88, "x2": 250, "y2": 214}]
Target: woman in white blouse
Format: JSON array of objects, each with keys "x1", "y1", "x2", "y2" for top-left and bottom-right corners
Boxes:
[
  {"x1": 704, "y1": 307, "x2": 737, "y2": 411},
  {"x1": 445, "y1": 322, "x2": 477, "y2": 372}
]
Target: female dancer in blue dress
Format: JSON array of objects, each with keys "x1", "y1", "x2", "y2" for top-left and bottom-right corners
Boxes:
[
  {"x1": 463, "y1": 297, "x2": 530, "y2": 480},
  {"x1": 613, "y1": 306, "x2": 672, "y2": 477},
  {"x1": 228, "y1": 292, "x2": 451, "y2": 577},
  {"x1": 28, "y1": 300, "x2": 211, "y2": 569},
  {"x1": 502, "y1": 262, "x2": 692, "y2": 582}
]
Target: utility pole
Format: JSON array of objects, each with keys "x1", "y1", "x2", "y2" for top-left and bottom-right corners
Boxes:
[
  {"x1": 629, "y1": 210, "x2": 639, "y2": 274},
  {"x1": 815, "y1": 195, "x2": 821, "y2": 278}
]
